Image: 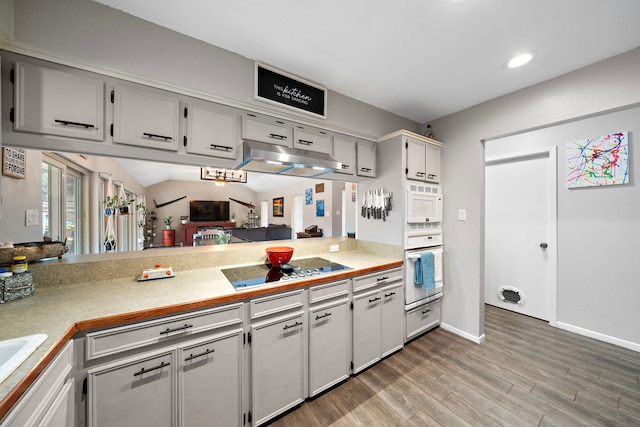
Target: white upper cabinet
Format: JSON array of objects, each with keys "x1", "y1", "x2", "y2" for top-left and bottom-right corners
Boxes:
[
  {"x1": 405, "y1": 135, "x2": 441, "y2": 183},
  {"x1": 13, "y1": 62, "x2": 105, "y2": 141},
  {"x1": 292, "y1": 125, "x2": 332, "y2": 154},
  {"x1": 356, "y1": 140, "x2": 376, "y2": 177},
  {"x1": 332, "y1": 135, "x2": 356, "y2": 175},
  {"x1": 184, "y1": 100, "x2": 239, "y2": 160},
  {"x1": 112, "y1": 85, "x2": 180, "y2": 151},
  {"x1": 241, "y1": 112, "x2": 292, "y2": 147}
]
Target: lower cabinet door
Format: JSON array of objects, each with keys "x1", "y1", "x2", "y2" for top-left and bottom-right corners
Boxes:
[
  {"x1": 308, "y1": 299, "x2": 350, "y2": 397},
  {"x1": 352, "y1": 289, "x2": 381, "y2": 373},
  {"x1": 87, "y1": 349, "x2": 176, "y2": 427},
  {"x1": 380, "y1": 282, "x2": 404, "y2": 357},
  {"x1": 251, "y1": 313, "x2": 305, "y2": 426},
  {"x1": 37, "y1": 378, "x2": 74, "y2": 427},
  {"x1": 178, "y1": 330, "x2": 243, "y2": 427}
]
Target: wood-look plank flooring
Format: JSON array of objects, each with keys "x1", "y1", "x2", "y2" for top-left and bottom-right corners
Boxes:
[{"x1": 269, "y1": 304, "x2": 640, "y2": 426}]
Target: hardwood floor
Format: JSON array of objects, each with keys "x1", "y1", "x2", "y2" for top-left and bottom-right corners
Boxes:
[{"x1": 269, "y1": 304, "x2": 640, "y2": 426}]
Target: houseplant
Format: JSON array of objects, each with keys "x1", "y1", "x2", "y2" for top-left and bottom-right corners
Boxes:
[
  {"x1": 117, "y1": 197, "x2": 135, "y2": 215},
  {"x1": 103, "y1": 195, "x2": 119, "y2": 216},
  {"x1": 163, "y1": 216, "x2": 173, "y2": 230},
  {"x1": 180, "y1": 215, "x2": 189, "y2": 224},
  {"x1": 103, "y1": 234, "x2": 116, "y2": 251}
]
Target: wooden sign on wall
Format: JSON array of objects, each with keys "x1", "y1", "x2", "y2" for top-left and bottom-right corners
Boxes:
[
  {"x1": 2, "y1": 147, "x2": 26, "y2": 179},
  {"x1": 255, "y1": 63, "x2": 327, "y2": 118}
]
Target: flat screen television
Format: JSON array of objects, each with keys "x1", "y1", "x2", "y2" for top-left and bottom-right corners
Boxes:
[{"x1": 189, "y1": 200, "x2": 230, "y2": 222}]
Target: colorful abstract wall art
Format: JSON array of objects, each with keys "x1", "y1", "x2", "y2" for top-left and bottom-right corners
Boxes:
[{"x1": 566, "y1": 132, "x2": 629, "y2": 188}]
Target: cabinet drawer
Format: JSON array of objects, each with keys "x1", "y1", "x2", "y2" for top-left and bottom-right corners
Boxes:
[
  {"x1": 406, "y1": 299, "x2": 441, "y2": 341},
  {"x1": 86, "y1": 303, "x2": 243, "y2": 361},
  {"x1": 352, "y1": 268, "x2": 403, "y2": 293},
  {"x1": 293, "y1": 126, "x2": 332, "y2": 154},
  {"x1": 1, "y1": 341, "x2": 73, "y2": 427},
  {"x1": 242, "y1": 113, "x2": 291, "y2": 146},
  {"x1": 250, "y1": 290, "x2": 304, "y2": 320},
  {"x1": 308, "y1": 279, "x2": 349, "y2": 304}
]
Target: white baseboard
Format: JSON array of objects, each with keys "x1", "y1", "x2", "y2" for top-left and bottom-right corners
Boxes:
[
  {"x1": 556, "y1": 322, "x2": 640, "y2": 353},
  {"x1": 440, "y1": 322, "x2": 485, "y2": 344}
]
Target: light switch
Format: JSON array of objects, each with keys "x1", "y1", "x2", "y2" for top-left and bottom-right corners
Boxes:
[
  {"x1": 26, "y1": 210, "x2": 39, "y2": 226},
  {"x1": 458, "y1": 209, "x2": 467, "y2": 221}
]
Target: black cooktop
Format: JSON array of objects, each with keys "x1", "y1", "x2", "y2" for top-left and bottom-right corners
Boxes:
[{"x1": 222, "y1": 257, "x2": 351, "y2": 290}]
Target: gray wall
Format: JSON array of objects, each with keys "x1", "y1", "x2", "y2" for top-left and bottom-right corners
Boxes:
[
  {"x1": 485, "y1": 106, "x2": 640, "y2": 347},
  {"x1": 430, "y1": 47, "x2": 640, "y2": 347},
  {"x1": 5, "y1": 0, "x2": 418, "y2": 140}
]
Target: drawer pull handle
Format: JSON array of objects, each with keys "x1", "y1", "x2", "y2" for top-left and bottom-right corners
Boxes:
[
  {"x1": 133, "y1": 361, "x2": 170, "y2": 377},
  {"x1": 184, "y1": 348, "x2": 215, "y2": 362},
  {"x1": 422, "y1": 309, "x2": 432, "y2": 314},
  {"x1": 360, "y1": 167, "x2": 372, "y2": 172},
  {"x1": 283, "y1": 321, "x2": 303, "y2": 330},
  {"x1": 341, "y1": 164, "x2": 350, "y2": 169},
  {"x1": 384, "y1": 292, "x2": 396, "y2": 297},
  {"x1": 416, "y1": 171, "x2": 426, "y2": 177},
  {"x1": 210, "y1": 144, "x2": 233, "y2": 151},
  {"x1": 315, "y1": 312, "x2": 332, "y2": 320},
  {"x1": 54, "y1": 119, "x2": 95, "y2": 129},
  {"x1": 143, "y1": 132, "x2": 173, "y2": 142},
  {"x1": 368, "y1": 297, "x2": 381, "y2": 303},
  {"x1": 269, "y1": 133, "x2": 287, "y2": 140},
  {"x1": 376, "y1": 276, "x2": 389, "y2": 282},
  {"x1": 160, "y1": 323, "x2": 194, "y2": 335},
  {"x1": 297, "y1": 139, "x2": 314, "y2": 145}
]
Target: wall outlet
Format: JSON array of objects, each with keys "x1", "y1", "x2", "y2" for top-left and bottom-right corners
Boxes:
[
  {"x1": 26, "y1": 209, "x2": 39, "y2": 226},
  {"x1": 330, "y1": 245, "x2": 339, "y2": 252},
  {"x1": 458, "y1": 209, "x2": 467, "y2": 221}
]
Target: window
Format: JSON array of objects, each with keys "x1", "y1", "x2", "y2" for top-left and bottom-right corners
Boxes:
[{"x1": 42, "y1": 154, "x2": 85, "y2": 255}]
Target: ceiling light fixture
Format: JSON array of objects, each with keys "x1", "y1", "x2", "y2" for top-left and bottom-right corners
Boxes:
[
  {"x1": 505, "y1": 51, "x2": 537, "y2": 69},
  {"x1": 200, "y1": 167, "x2": 247, "y2": 187}
]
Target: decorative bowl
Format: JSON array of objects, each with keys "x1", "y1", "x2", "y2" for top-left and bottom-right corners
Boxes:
[{"x1": 266, "y1": 246, "x2": 294, "y2": 267}]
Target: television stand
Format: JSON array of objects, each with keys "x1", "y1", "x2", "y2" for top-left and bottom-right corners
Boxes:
[{"x1": 181, "y1": 221, "x2": 236, "y2": 246}]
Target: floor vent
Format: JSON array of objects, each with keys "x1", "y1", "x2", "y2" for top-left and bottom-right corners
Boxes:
[{"x1": 497, "y1": 286, "x2": 525, "y2": 306}]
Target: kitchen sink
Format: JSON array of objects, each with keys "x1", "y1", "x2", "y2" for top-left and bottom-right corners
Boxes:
[{"x1": 0, "y1": 334, "x2": 47, "y2": 384}]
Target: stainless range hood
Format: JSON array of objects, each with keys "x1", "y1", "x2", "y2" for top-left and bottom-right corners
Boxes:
[{"x1": 236, "y1": 140, "x2": 342, "y2": 177}]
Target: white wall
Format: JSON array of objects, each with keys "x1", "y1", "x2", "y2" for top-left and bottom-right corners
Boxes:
[{"x1": 430, "y1": 47, "x2": 640, "y2": 346}]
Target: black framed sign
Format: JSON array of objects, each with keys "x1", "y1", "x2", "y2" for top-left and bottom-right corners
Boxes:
[{"x1": 255, "y1": 63, "x2": 327, "y2": 118}]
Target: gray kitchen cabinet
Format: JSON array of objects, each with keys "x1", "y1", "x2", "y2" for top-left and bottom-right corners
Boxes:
[
  {"x1": 332, "y1": 135, "x2": 356, "y2": 175},
  {"x1": 13, "y1": 62, "x2": 105, "y2": 141},
  {"x1": 405, "y1": 135, "x2": 441, "y2": 183},
  {"x1": 112, "y1": 84, "x2": 180, "y2": 151},
  {"x1": 0, "y1": 341, "x2": 74, "y2": 427},
  {"x1": 177, "y1": 330, "x2": 243, "y2": 427},
  {"x1": 380, "y1": 281, "x2": 404, "y2": 357},
  {"x1": 356, "y1": 140, "x2": 377, "y2": 177},
  {"x1": 36, "y1": 379, "x2": 74, "y2": 427},
  {"x1": 308, "y1": 279, "x2": 351, "y2": 397},
  {"x1": 241, "y1": 112, "x2": 292, "y2": 147},
  {"x1": 184, "y1": 100, "x2": 239, "y2": 160},
  {"x1": 83, "y1": 303, "x2": 244, "y2": 427},
  {"x1": 352, "y1": 268, "x2": 404, "y2": 373},
  {"x1": 405, "y1": 297, "x2": 441, "y2": 341},
  {"x1": 87, "y1": 348, "x2": 176, "y2": 427},
  {"x1": 352, "y1": 288, "x2": 382, "y2": 372},
  {"x1": 250, "y1": 290, "x2": 305, "y2": 426},
  {"x1": 293, "y1": 125, "x2": 332, "y2": 154}
]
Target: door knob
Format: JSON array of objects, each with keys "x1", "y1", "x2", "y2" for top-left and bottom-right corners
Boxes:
[{"x1": 540, "y1": 243, "x2": 548, "y2": 249}]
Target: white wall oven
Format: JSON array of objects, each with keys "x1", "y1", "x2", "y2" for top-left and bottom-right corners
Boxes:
[{"x1": 404, "y1": 181, "x2": 443, "y2": 341}]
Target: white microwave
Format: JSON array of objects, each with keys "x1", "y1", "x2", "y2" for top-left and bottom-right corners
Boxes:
[{"x1": 406, "y1": 190, "x2": 443, "y2": 223}]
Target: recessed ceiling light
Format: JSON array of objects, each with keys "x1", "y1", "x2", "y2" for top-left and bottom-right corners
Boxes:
[{"x1": 505, "y1": 51, "x2": 537, "y2": 69}]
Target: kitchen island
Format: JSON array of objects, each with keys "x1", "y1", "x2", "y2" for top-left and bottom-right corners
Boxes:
[{"x1": 0, "y1": 237, "x2": 402, "y2": 423}]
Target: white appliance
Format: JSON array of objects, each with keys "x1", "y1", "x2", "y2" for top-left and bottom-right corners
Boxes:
[
  {"x1": 404, "y1": 244, "x2": 443, "y2": 309},
  {"x1": 406, "y1": 188, "x2": 442, "y2": 224}
]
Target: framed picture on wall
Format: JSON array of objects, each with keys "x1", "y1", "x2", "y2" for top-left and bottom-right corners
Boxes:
[
  {"x1": 316, "y1": 199, "x2": 325, "y2": 217},
  {"x1": 273, "y1": 197, "x2": 284, "y2": 217}
]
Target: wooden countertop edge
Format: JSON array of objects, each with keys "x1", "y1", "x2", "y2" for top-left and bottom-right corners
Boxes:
[{"x1": 0, "y1": 259, "x2": 403, "y2": 420}]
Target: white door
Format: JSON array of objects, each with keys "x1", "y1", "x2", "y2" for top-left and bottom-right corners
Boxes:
[
  {"x1": 292, "y1": 194, "x2": 303, "y2": 237},
  {"x1": 485, "y1": 148, "x2": 556, "y2": 324}
]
